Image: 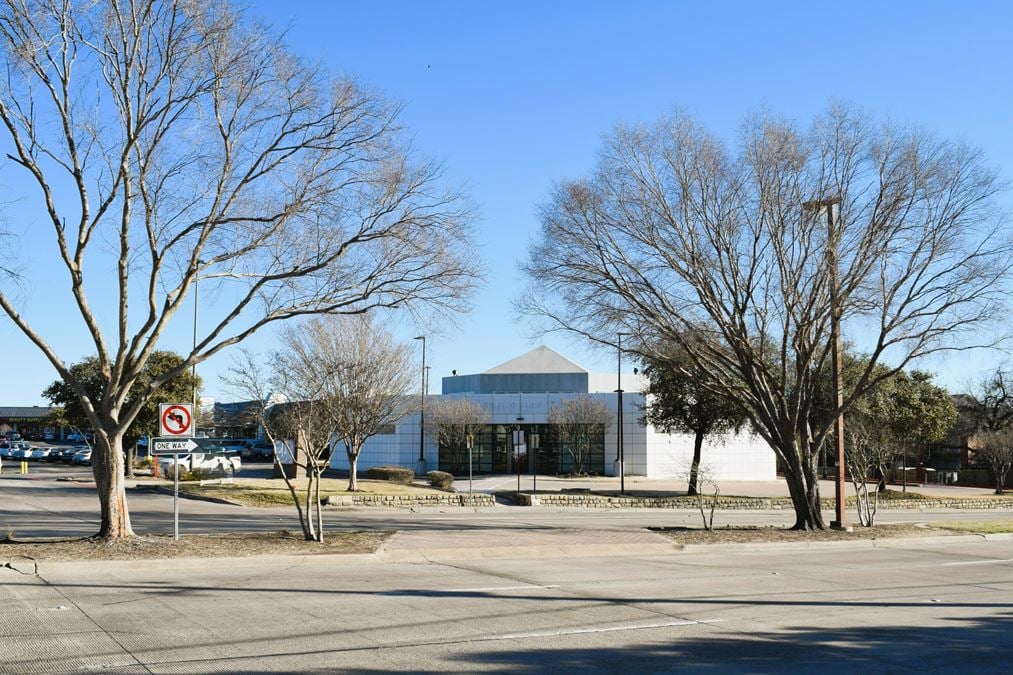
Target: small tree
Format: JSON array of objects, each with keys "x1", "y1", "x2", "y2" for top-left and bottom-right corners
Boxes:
[
  {"x1": 969, "y1": 429, "x2": 1013, "y2": 495},
  {"x1": 226, "y1": 351, "x2": 321, "y2": 542},
  {"x1": 682, "y1": 462, "x2": 720, "y2": 531},
  {"x1": 279, "y1": 315, "x2": 418, "y2": 492},
  {"x1": 844, "y1": 421, "x2": 895, "y2": 526},
  {"x1": 642, "y1": 346, "x2": 748, "y2": 495},
  {"x1": 426, "y1": 398, "x2": 491, "y2": 474},
  {"x1": 548, "y1": 396, "x2": 612, "y2": 475}
]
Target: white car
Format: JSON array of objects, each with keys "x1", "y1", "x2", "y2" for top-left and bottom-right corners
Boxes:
[
  {"x1": 72, "y1": 448, "x2": 92, "y2": 465},
  {"x1": 29, "y1": 447, "x2": 50, "y2": 460},
  {"x1": 159, "y1": 452, "x2": 241, "y2": 477},
  {"x1": 12, "y1": 445, "x2": 34, "y2": 460}
]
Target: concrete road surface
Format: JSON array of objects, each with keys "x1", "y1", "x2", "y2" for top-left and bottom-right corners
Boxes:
[
  {"x1": 4, "y1": 478, "x2": 1013, "y2": 539},
  {"x1": 3, "y1": 537, "x2": 1013, "y2": 672}
]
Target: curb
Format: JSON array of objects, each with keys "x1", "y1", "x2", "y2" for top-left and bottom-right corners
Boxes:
[
  {"x1": 133, "y1": 484, "x2": 244, "y2": 507},
  {"x1": 376, "y1": 542, "x2": 678, "y2": 562},
  {"x1": 33, "y1": 551, "x2": 381, "y2": 576}
]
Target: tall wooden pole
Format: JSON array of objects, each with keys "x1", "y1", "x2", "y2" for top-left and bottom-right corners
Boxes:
[
  {"x1": 826, "y1": 200, "x2": 848, "y2": 530},
  {"x1": 804, "y1": 197, "x2": 848, "y2": 530}
]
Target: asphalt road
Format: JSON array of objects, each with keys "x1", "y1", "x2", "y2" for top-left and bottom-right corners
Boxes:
[
  {"x1": 3, "y1": 536, "x2": 1013, "y2": 672},
  {"x1": 5, "y1": 473, "x2": 1013, "y2": 539}
]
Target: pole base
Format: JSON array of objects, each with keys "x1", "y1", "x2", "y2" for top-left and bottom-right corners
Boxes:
[
  {"x1": 415, "y1": 458, "x2": 428, "y2": 477},
  {"x1": 829, "y1": 521, "x2": 853, "y2": 532}
]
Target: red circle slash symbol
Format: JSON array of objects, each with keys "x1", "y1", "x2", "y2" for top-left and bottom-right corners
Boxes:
[{"x1": 161, "y1": 405, "x2": 192, "y2": 436}]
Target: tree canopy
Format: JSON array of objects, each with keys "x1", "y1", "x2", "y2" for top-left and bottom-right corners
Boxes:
[
  {"x1": 43, "y1": 351, "x2": 201, "y2": 442},
  {"x1": 522, "y1": 104, "x2": 1008, "y2": 528}
]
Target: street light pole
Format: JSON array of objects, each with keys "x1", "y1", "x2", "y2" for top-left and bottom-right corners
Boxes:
[
  {"x1": 804, "y1": 197, "x2": 849, "y2": 531},
  {"x1": 616, "y1": 332, "x2": 628, "y2": 495},
  {"x1": 192, "y1": 273, "x2": 199, "y2": 408},
  {"x1": 413, "y1": 336, "x2": 427, "y2": 476}
]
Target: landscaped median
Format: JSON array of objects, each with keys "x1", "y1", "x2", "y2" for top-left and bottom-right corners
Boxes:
[
  {"x1": 0, "y1": 530, "x2": 392, "y2": 562},
  {"x1": 133, "y1": 477, "x2": 494, "y2": 508},
  {"x1": 509, "y1": 489, "x2": 1013, "y2": 510}
]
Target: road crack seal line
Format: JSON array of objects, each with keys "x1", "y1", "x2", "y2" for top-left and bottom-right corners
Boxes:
[{"x1": 3, "y1": 556, "x2": 39, "y2": 575}]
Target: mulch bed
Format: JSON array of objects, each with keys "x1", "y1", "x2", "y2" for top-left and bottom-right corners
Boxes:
[{"x1": 0, "y1": 530, "x2": 391, "y2": 562}]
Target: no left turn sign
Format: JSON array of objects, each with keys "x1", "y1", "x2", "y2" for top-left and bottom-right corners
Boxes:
[{"x1": 159, "y1": 403, "x2": 194, "y2": 437}]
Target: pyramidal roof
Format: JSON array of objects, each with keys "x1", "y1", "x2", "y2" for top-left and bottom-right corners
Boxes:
[{"x1": 483, "y1": 346, "x2": 587, "y2": 375}]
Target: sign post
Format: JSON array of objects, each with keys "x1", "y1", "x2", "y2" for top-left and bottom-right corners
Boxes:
[
  {"x1": 155, "y1": 404, "x2": 195, "y2": 540},
  {"x1": 512, "y1": 429, "x2": 525, "y2": 493}
]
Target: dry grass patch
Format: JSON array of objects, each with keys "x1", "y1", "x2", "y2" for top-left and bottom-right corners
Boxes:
[
  {"x1": 652, "y1": 523, "x2": 955, "y2": 545},
  {"x1": 180, "y1": 477, "x2": 448, "y2": 507},
  {"x1": 934, "y1": 520, "x2": 1013, "y2": 534},
  {"x1": 0, "y1": 530, "x2": 391, "y2": 562}
]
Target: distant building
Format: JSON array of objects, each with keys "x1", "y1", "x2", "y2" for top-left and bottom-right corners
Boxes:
[
  {"x1": 0, "y1": 406, "x2": 61, "y2": 440},
  {"x1": 329, "y1": 346, "x2": 776, "y2": 480}
]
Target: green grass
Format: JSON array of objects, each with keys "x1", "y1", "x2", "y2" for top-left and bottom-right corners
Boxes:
[{"x1": 935, "y1": 520, "x2": 1013, "y2": 534}]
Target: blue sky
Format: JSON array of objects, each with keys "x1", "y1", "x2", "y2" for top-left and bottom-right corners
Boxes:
[{"x1": 2, "y1": 0, "x2": 1012, "y2": 405}]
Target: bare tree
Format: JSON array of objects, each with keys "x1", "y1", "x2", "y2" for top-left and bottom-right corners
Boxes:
[
  {"x1": 225, "y1": 350, "x2": 318, "y2": 541},
  {"x1": 844, "y1": 421, "x2": 895, "y2": 526},
  {"x1": 521, "y1": 105, "x2": 1010, "y2": 529},
  {"x1": 0, "y1": 0, "x2": 477, "y2": 537},
  {"x1": 426, "y1": 398, "x2": 491, "y2": 474},
  {"x1": 547, "y1": 396, "x2": 612, "y2": 475},
  {"x1": 280, "y1": 315, "x2": 417, "y2": 492},
  {"x1": 682, "y1": 462, "x2": 720, "y2": 531},
  {"x1": 968, "y1": 369, "x2": 1013, "y2": 432},
  {"x1": 969, "y1": 428, "x2": 1013, "y2": 495}
]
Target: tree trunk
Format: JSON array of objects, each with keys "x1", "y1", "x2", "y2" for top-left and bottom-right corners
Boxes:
[
  {"x1": 347, "y1": 449, "x2": 359, "y2": 491},
  {"x1": 687, "y1": 430, "x2": 704, "y2": 496},
  {"x1": 314, "y1": 465, "x2": 324, "y2": 543},
  {"x1": 92, "y1": 431, "x2": 134, "y2": 538},
  {"x1": 781, "y1": 441, "x2": 825, "y2": 530}
]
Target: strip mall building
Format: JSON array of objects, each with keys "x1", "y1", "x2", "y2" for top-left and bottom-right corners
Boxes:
[{"x1": 329, "y1": 347, "x2": 776, "y2": 480}]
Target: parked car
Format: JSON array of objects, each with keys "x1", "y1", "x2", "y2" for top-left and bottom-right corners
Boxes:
[
  {"x1": 29, "y1": 446, "x2": 50, "y2": 461},
  {"x1": 61, "y1": 446, "x2": 86, "y2": 464},
  {"x1": 45, "y1": 447, "x2": 72, "y2": 463},
  {"x1": 12, "y1": 444, "x2": 34, "y2": 460},
  {"x1": 72, "y1": 448, "x2": 92, "y2": 465},
  {"x1": 158, "y1": 451, "x2": 241, "y2": 477},
  {"x1": 0, "y1": 445, "x2": 13, "y2": 459},
  {"x1": 241, "y1": 441, "x2": 274, "y2": 461}
]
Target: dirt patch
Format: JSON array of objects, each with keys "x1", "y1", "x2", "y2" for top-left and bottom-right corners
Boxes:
[
  {"x1": 140, "y1": 478, "x2": 449, "y2": 507},
  {"x1": 651, "y1": 522, "x2": 955, "y2": 545},
  {"x1": 0, "y1": 530, "x2": 391, "y2": 562}
]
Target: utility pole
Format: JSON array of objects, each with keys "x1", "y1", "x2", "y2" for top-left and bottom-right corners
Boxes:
[
  {"x1": 804, "y1": 197, "x2": 849, "y2": 531},
  {"x1": 192, "y1": 274, "x2": 199, "y2": 408},
  {"x1": 413, "y1": 336, "x2": 427, "y2": 475},
  {"x1": 616, "y1": 332, "x2": 627, "y2": 495}
]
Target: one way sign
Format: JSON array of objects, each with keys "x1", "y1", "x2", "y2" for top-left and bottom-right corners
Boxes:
[{"x1": 151, "y1": 438, "x2": 199, "y2": 455}]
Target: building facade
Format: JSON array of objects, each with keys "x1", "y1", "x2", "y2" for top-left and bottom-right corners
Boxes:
[{"x1": 329, "y1": 346, "x2": 776, "y2": 481}]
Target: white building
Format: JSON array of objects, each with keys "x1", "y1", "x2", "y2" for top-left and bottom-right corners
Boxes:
[{"x1": 330, "y1": 346, "x2": 775, "y2": 481}]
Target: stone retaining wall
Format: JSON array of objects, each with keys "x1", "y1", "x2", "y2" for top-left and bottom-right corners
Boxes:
[
  {"x1": 517, "y1": 493, "x2": 1013, "y2": 510},
  {"x1": 325, "y1": 493, "x2": 495, "y2": 508}
]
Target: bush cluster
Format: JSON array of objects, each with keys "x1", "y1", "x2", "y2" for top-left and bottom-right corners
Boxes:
[
  {"x1": 366, "y1": 466, "x2": 415, "y2": 483},
  {"x1": 426, "y1": 470, "x2": 454, "y2": 491}
]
